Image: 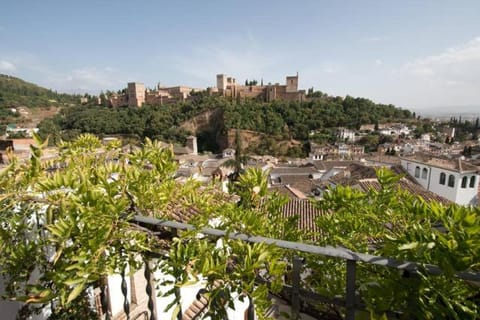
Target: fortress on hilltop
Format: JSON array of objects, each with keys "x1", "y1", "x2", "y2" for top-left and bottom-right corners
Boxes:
[
  {"x1": 214, "y1": 73, "x2": 306, "y2": 102},
  {"x1": 104, "y1": 73, "x2": 305, "y2": 107},
  {"x1": 107, "y1": 82, "x2": 202, "y2": 107}
]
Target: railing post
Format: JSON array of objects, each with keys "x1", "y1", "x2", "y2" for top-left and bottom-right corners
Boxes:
[
  {"x1": 121, "y1": 267, "x2": 131, "y2": 320},
  {"x1": 144, "y1": 257, "x2": 157, "y2": 320},
  {"x1": 346, "y1": 259, "x2": 356, "y2": 320},
  {"x1": 291, "y1": 255, "x2": 303, "y2": 320},
  {"x1": 100, "y1": 277, "x2": 111, "y2": 320}
]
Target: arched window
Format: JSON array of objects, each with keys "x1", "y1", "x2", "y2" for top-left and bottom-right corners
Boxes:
[
  {"x1": 470, "y1": 176, "x2": 476, "y2": 188},
  {"x1": 439, "y1": 172, "x2": 446, "y2": 185},
  {"x1": 448, "y1": 175, "x2": 455, "y2": 187},
  {"x1": 415, "y1": 166, "x2": 420, "y2": 178},
  {"x1": 461, "y1": 176, "x2": 468, "y2": 188},
  {"x1": 422, "y1": 168, "x2": 428, "y2": 179}
]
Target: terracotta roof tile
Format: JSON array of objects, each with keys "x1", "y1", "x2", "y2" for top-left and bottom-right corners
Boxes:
[
  {"x1": 356, "y1": 178, "x2": 451, "y2": 205},
  {"x1": 281, "y1": 199, "x2": 324, "y2": 240}
]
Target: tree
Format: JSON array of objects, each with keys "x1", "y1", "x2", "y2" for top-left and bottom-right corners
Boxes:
[{"x1": 223, "y1": 129, "x2": 250, "y2": 181}]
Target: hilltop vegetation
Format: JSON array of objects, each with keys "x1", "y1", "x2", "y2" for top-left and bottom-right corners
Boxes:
[
  {"x1": 0, "y1": 74, "x2": 81, "y2": 131},
  {"x1": 38, "y1": 95, "x2": 226, "y2": 146},
  {"x1": 0, "y1": 74, "x2": 413, "y2": 153},
  {"x1": 39, "y1": 93, "x2": 413, "y2": 154},
  {"x1": 0, "y1": 74, "x2": 80, "y2": 108},
  {"x1": 224, "y1": 95, "x2": 412, "y2": 140}
]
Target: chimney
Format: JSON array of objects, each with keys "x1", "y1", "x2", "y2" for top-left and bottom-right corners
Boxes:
[{"x1": 186, "y1": 136, "x2": 198, "y2": 155}]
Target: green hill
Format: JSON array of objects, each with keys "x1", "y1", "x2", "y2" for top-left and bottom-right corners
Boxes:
[{"x1": 0, "y1": 74, "x2": 80, "y2": 108}]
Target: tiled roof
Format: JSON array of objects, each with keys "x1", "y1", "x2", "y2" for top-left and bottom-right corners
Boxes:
[
  {"x1": 325, "y1": 163, "x2": 451, "y2": 204},
  {"x1": 401, "y1": 154, "x2": 479, "y2": 172},
  {"x1": 153, "y1": 188, "x2": 235, "y2": 223},
  {"x1": 311, "y1": 160, "x2": 361, "y2": 171},
  {"x1": 329, "y1": 163, "x2": 377, "y2": 185},
  {"x1": 182, "y1": 294, "x2": 209, "y2": 320},
  {"x1": 284, "y1": 185, "x2": 307, "y2": 199},
  {"x1": 356, "y1": 178, "x2": 451, "y2": 205},
  {"x1": 162, "y1": 202, "x2": 202, "y2": 222},
  {"x1": 272, "y1": 175, "x2": 317, "y2": 195},
  {"x1": 270, "y1": 166, "x2": 319, "y2": 175},
  {"x1": 182, "y1": 280, "x2": 224, "y2": 320},
  {"x1": 280, "y1": 199, "x2": 324, "y2": 240},
  {"x1": 269, "y1": 185, "x2": 299, "y2": 199}
]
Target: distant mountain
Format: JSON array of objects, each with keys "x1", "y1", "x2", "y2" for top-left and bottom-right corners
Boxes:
[{"x1": 0, "y1": 74, "x2": 80, "y2": 108}]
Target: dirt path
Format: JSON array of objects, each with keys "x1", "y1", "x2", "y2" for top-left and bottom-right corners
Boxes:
[{"x1": 17, "y1": 106, "x2": 60, "y2": 128}]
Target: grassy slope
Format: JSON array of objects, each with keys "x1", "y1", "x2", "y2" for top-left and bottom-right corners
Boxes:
[{"x1": 0, "y1": 74, "x2": 79, "y2": 108}]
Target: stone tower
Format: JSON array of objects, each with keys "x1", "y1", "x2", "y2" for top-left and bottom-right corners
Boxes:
[
  {"x1": 286, "y1": 73, "x2": 299, "y2": 93},
  {"x1": 216, "y1": 74, "x2": 227, "y2": 91},
  {"x1": 127, "y1": 82, "x2": 145, "y2": 107}
]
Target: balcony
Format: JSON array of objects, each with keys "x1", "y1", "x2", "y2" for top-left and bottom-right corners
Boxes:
[{"x1": 89, "y1": 215, "x2": 480, "y2": 320}]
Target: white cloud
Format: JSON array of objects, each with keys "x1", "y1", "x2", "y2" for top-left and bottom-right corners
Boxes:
[
  {"x1": 380, "y1": 37, "x2": 480, "y2": 109},
  {"x1": 375, "y1": 59, "x2": 383, "y2": 66},
  {"x1": 0, "y1": 60, "x2": 16, "y2": 72},
  {"x1": 363, "y1": 36, "x2": 389, "y2": 43},
  {"x1": 0, "y1": 50, "x2": 126, "y2": 93},
  {"x1": 404, "y1": 37, "x2": 480, "y2": 85}
]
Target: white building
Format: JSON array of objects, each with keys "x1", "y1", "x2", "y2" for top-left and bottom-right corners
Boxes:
[
  {"x1": 400, "y1": 143, "x2": 416, "y2": 156},
  {"x1": 420, "y1": 134, "x2": 431, "y2": 142},
  {"x1": 400, "y1": 156, "x2": 479, "y2": 206},
  {"x1": 337, "y1": 127, "x2": 356, "y2": 142}
]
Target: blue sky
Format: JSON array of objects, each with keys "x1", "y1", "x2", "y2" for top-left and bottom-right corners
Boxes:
[{"x1": 1, "y1": 0, "x2": 479, "y2": 111}]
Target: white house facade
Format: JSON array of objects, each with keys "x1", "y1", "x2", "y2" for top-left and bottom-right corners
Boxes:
[
  {"x1": 337, "y1": 127, "x2": 356, "y2": 142},
  {"x1": 400, "y1": 156, "x2": 479, "y2": 206}
]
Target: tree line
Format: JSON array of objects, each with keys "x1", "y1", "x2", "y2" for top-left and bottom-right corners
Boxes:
[
  {"x1": 224, "y1": 95, "x2": 413, "y2": 141},
  {"x1": 38, "y1": 93, "x2": 413, "y2": 154}
]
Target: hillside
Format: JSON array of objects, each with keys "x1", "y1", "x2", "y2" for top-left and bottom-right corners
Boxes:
[
  {"x1": 0, "y1": 75, "x2": 414, "y2": 154},
  {"x1": 0, "y1": 74, "x2": 80, "y2": 108},
  {"x1": 0, "y1": 74, "x2": 83, "y2": 131}
]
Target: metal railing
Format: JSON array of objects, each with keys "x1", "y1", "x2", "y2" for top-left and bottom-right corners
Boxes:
[{"x1": 97, "y1": 215, "x2": 480, "y2": 320}]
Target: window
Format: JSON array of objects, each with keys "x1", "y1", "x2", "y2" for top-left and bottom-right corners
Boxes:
[
  {"x1": 415, "y1": 166, "x2": 420, "y2": 178},
  {"x1": 461, "y1": 176, "x2": 468, "y2": 188},
  {"x1": 422, "y1": 168, "x2": 428, "y2": 179},
  {"x1": 448, "y1": 175, "x2": 455, "y2": 188},
  {"x1": 439, "y1": 172, "x2": 446, "y2": 185},
  {"x1": 470, "y1": 176, "x2": 476, "y2": 188}
]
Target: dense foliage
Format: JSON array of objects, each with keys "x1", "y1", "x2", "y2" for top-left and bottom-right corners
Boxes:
[
  {"x1": 310, "y1": 169, "x2": 480, "y2": 319},
  {"x1": 448, "y1": 116, "x2": 480, "y2": 142},
  {"x1": 0, "y1": 134, "x2": 291, "y2": 319},
  {"x1": 224, "y1": 96, "x2": 413, "y2": 141},
  {"x1": 38, "y1": 93, "x2": 412, "y2": 155},
  {"x1": 0, "y1": 134, "x2": 479, "y2": 319},
  {"x1": 37, "y1": 95, "x2": 228, "y2": 147},
  {"x1": 0, "y1": 74, "x2": 80, "y2": 108}
]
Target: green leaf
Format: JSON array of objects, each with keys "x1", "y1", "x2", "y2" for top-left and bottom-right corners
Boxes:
[
  {"x1": 170, "y1": 303, "x2": 181, "y2": 319},
  {"x1": 64, "y1": 277, "x2": 86, "y2": 286},
  {"x1": 398, "y1": 242, "x2": 419, "y2": 250},
  {"x1": 66, "y1": 281, "x2": 86, "y2": 304}
]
